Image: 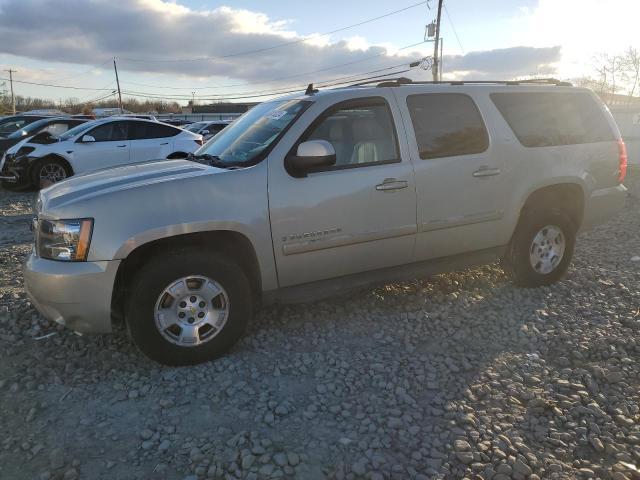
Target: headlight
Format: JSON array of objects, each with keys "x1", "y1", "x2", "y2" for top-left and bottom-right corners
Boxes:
[{"x1": 37, "y1": 218, "x2": 93, "y2": 261}]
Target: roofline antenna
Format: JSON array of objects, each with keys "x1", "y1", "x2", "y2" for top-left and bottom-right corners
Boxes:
[{"x1": 305, "y1": 83, "x2": 318, "y2": 95}]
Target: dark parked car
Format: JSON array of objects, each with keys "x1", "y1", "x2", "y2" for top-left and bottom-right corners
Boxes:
[
  {"x1": 0, "y1": 115, "x2": 49, "y2": 137},
  {"x1": 0, "y1": 117, "x2": 88, "y2": 158},
  {"x1": 184, "y1": 120, "x2": 231, "y2": 140},
  {"x1": 161, "y1": 118, "x2": 193, "y2": 127},
  {"x1": 0, "y1": 117, "x2": 88, "y2": 187}
]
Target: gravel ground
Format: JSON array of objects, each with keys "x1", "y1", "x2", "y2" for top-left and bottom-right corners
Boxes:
[{"x1": 1, "y1": 174, "x2": 639, "y2": 480}]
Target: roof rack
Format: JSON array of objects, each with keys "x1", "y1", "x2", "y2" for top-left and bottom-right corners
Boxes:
[{"x1": 351, "y1": 77, "x2": 573, "y2": 88}]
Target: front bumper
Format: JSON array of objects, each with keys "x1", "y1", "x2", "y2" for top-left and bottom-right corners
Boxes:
[
  {"x1": 581, "y1": 184, "x2": 628, "y2": 231},
  {"x1": 23, "y1": 252, "x2": 120, "y2": 334},
  {"x1": 0, "y1": 154, "x2": 30, "y2": 183}
]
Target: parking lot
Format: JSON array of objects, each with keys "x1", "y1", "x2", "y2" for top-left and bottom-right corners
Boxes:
[{"x1": 0, "y1": 173, "x2": 639, "y2": 480}]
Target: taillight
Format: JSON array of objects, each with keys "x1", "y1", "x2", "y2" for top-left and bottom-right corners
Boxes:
[
  {"x1": 618, "y1": 138, "x2": 627, "y2": 184},
  {"x1": 195, "y1": 139, "x2": 203, "y2": 146}
]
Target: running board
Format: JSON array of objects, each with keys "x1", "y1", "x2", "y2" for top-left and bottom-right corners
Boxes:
[{"x1": 263, "y1": 246, "x2": 506, "y2": 305}]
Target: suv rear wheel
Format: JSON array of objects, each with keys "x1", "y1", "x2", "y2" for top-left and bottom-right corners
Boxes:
[
  {"x1": 504, "y1": 209, "x2": 576, "y2": 287},
  {"x1": 126, "y1": 249, "x2": 253, "y2": 365}
]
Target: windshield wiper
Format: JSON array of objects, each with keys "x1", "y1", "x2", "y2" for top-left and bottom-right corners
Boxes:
[{"x1": 186, "y1": 153, "x2": 242, "y2": 169}]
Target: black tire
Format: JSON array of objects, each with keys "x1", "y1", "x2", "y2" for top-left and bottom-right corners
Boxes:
[
  {"x1": 30, "y1": 157, "x2": 71, "y2": 189},
  {"x1": 504, "y1": 208, "x2": 576, "y2": 287},
  {"x1": 126, "y1": 248, "x2": 253, "y2": 366}
]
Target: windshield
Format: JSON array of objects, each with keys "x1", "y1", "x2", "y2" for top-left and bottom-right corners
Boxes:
[
  {"x1": 7, "y1": 118, "x2": 54, "y2": 139},
  {"x1": 195, "y1": 99, "x2": 311, "y2": 166},
  {"x1": 58, "y1": 121, "x2": 97, "y2": 141}
]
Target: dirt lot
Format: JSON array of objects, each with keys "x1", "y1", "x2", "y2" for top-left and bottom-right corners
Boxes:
[{"x1": 1, "y1": 175, "x2": 639, "y2": 480}]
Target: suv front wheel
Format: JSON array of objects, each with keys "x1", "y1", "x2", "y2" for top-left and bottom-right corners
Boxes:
[
  {"x1": 504, "y1": 209, "x2": 576, "y2": 287},
  {"x1": 126, "y1": 249, "x2": 253, "y2": 365}
]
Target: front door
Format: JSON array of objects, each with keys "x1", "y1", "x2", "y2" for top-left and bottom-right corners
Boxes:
[
  {"x1": 393, "y1": 89, "x2": 511, "y2": 260},
  {"x1": 74, "y1": 121, "x2": 130, "y2": 173},
  {"x1": 268, "y1": 95, "x2": 417, "y2": 287}
]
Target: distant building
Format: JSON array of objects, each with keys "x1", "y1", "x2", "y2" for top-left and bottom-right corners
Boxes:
[
  {"x1": 191, "y1": 102, "x2": 257, "y2": 115},
  {"x1": 598, "y1": 92, "x2": 640, "y2": 108},
  {"x1": 93, "y1": 107, "x2": 131, "y2": 117}
]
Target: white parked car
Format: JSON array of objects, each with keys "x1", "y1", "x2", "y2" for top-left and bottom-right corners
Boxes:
[{"x1": 1, "y1": 117, "x2": 203, "y2": 188}]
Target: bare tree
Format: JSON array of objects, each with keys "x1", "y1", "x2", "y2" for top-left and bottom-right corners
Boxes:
[
  {"x1": 621, "y1": 47, "x2": 640, "y2": 98},
  {"x1": 592, "y1": 53, "x2": 625, "y2": 95}
]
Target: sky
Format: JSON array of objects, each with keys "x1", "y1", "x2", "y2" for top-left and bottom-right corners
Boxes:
[{"x1": 0, "y1": 0, "x2": 638, "y2": 106}]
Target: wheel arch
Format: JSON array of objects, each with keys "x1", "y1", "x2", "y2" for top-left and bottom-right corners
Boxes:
[
  {"x1": 29, "y1": 153, "x2": 74, "y2": 179},
  {"x1": 110, "y1": 230, "x2": 262, "y2": 328},
  {"x1": 517, "y1": 182, "x2": 586, "y2": 232}
]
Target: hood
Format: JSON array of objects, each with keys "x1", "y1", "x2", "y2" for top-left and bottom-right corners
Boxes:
[
  {"x1": 39, "y1": 159, "x2": 220, "y2": 212},
  {"x1": 5, "y1": 137, "x2": 32, "y2": 155}
]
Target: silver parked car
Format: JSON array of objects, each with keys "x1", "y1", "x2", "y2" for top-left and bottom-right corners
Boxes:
[{"x1": 24, "y1": 80, "x2": 628, "y2": 365}]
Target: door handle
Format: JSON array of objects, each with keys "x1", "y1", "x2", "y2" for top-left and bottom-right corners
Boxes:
[
  {"x1": 160, "y1": 142, "x2": 169, "y2": 145},
  {"x1": 376, "y1": 178, "x2": 408, "y2": 191},
  {"x1": 473, "y1": 166, "x2": 501, "y2": 177},
  {"x1": 116, "y1": 144, "x2": 127, "y2": 148}
]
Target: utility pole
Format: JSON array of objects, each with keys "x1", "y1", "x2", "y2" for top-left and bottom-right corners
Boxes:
[
  {"x1": 4, "y1": 69, "x2": 16, "y2": 114},
  {"x1": 113, "y1": 58, "x2": 123, "y2": 114},
  {"x1": 432, "y1": 0, "x2": 444, "y2": 82},
  {"x1": 192, "y1": 92, "x2": 196, "y2": 111}
]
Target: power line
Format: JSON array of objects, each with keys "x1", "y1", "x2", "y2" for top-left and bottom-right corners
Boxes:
[
  {"x1": 123, "y1": 59, "x2": 422, "y2": 100},
  {"x1": 81, "y1": 91, "x2": 117, "y2": 105},
  {"x1": 76, "y1": 81, "x2": 116, "y2": 103},
  {"x1": 0, "y1": 77, "x2": 114, "y2": 91},
  {"x1": 45, "y1": 59, "x2": 112, "y2": 84},
  {"x1": 121, "y1": 64, "x2": 417, "y2": 103},
  {"x1": 118, "y1": 1, "x2": 428, "y2": 63},
  {"x1": 0, "y1": 41, "x2": 426, "y2": 102},
  {"x1": 119, "y1": 41, "x2": 427, "y2": 91},
  {"x1": 443, "y1": 4, "x2": 464, "y2": 54}
]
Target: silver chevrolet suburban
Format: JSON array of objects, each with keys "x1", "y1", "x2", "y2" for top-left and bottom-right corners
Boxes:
[{"x1": 24, "y1": 80, "x2": 628, "y2": 365}]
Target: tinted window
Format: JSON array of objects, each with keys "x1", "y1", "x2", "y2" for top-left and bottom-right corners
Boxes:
[
  {"x1": 87, "y1": 122, "x2": 128, "y2": 142},
  {"x1": 303, "y1": 98, "x2": 399, "y2": 167},
  {"x1": 491, "y1": 92, "x2": 615, "y2": 147},
  {"x1": 129, "y1": 121, "x2": 180, "y2": 140},
  {"x1": 407, "y1": 94, "x2": 489, "y2": 160}
]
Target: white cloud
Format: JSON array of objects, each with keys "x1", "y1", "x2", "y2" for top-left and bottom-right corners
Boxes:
[
  {"x1": 511, "y1": 0, "x2": 640, "y2": 77},
  {"x1": 0, "y1": 0, "x2": 562, "y2": 95}
]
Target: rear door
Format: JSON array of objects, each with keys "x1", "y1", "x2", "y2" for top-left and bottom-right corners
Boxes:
[
  {"x1": 74, "y1": 121, "x2": 130, "y2": 172},
  {"x1": 128, "y1": 121, "x2": 179, "y2": 161},
  {"x1": 393, "y1": 89, "x2": 511, "y2": 260}
]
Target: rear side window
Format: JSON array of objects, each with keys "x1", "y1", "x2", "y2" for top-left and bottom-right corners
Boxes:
[
  {"x1": 491, "y1": 92, "x2": 614, "y2": 147},
  {"x1": 406, "y1": 93, "x2": 489, "y2": 160},
  {"x1": 129, "y1": 122, "x2": 180, "y2": 140}
]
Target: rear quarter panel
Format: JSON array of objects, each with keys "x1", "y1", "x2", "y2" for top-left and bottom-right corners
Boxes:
[{"x1": 478, "y1": 86, "x2": 620, "y2": 232}]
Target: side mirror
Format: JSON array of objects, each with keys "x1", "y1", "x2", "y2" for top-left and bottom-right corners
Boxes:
[
  {"x1": 286, "y1": 140, "x2": 336, "y2": 177},
  {"x1": 81, "y1": 135, "x2": 95, "y2": 143}
]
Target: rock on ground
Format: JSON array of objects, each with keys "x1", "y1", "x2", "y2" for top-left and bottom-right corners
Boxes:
[{"x1": 1, "y1": 173, "x2": 639, "y2": 479}]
